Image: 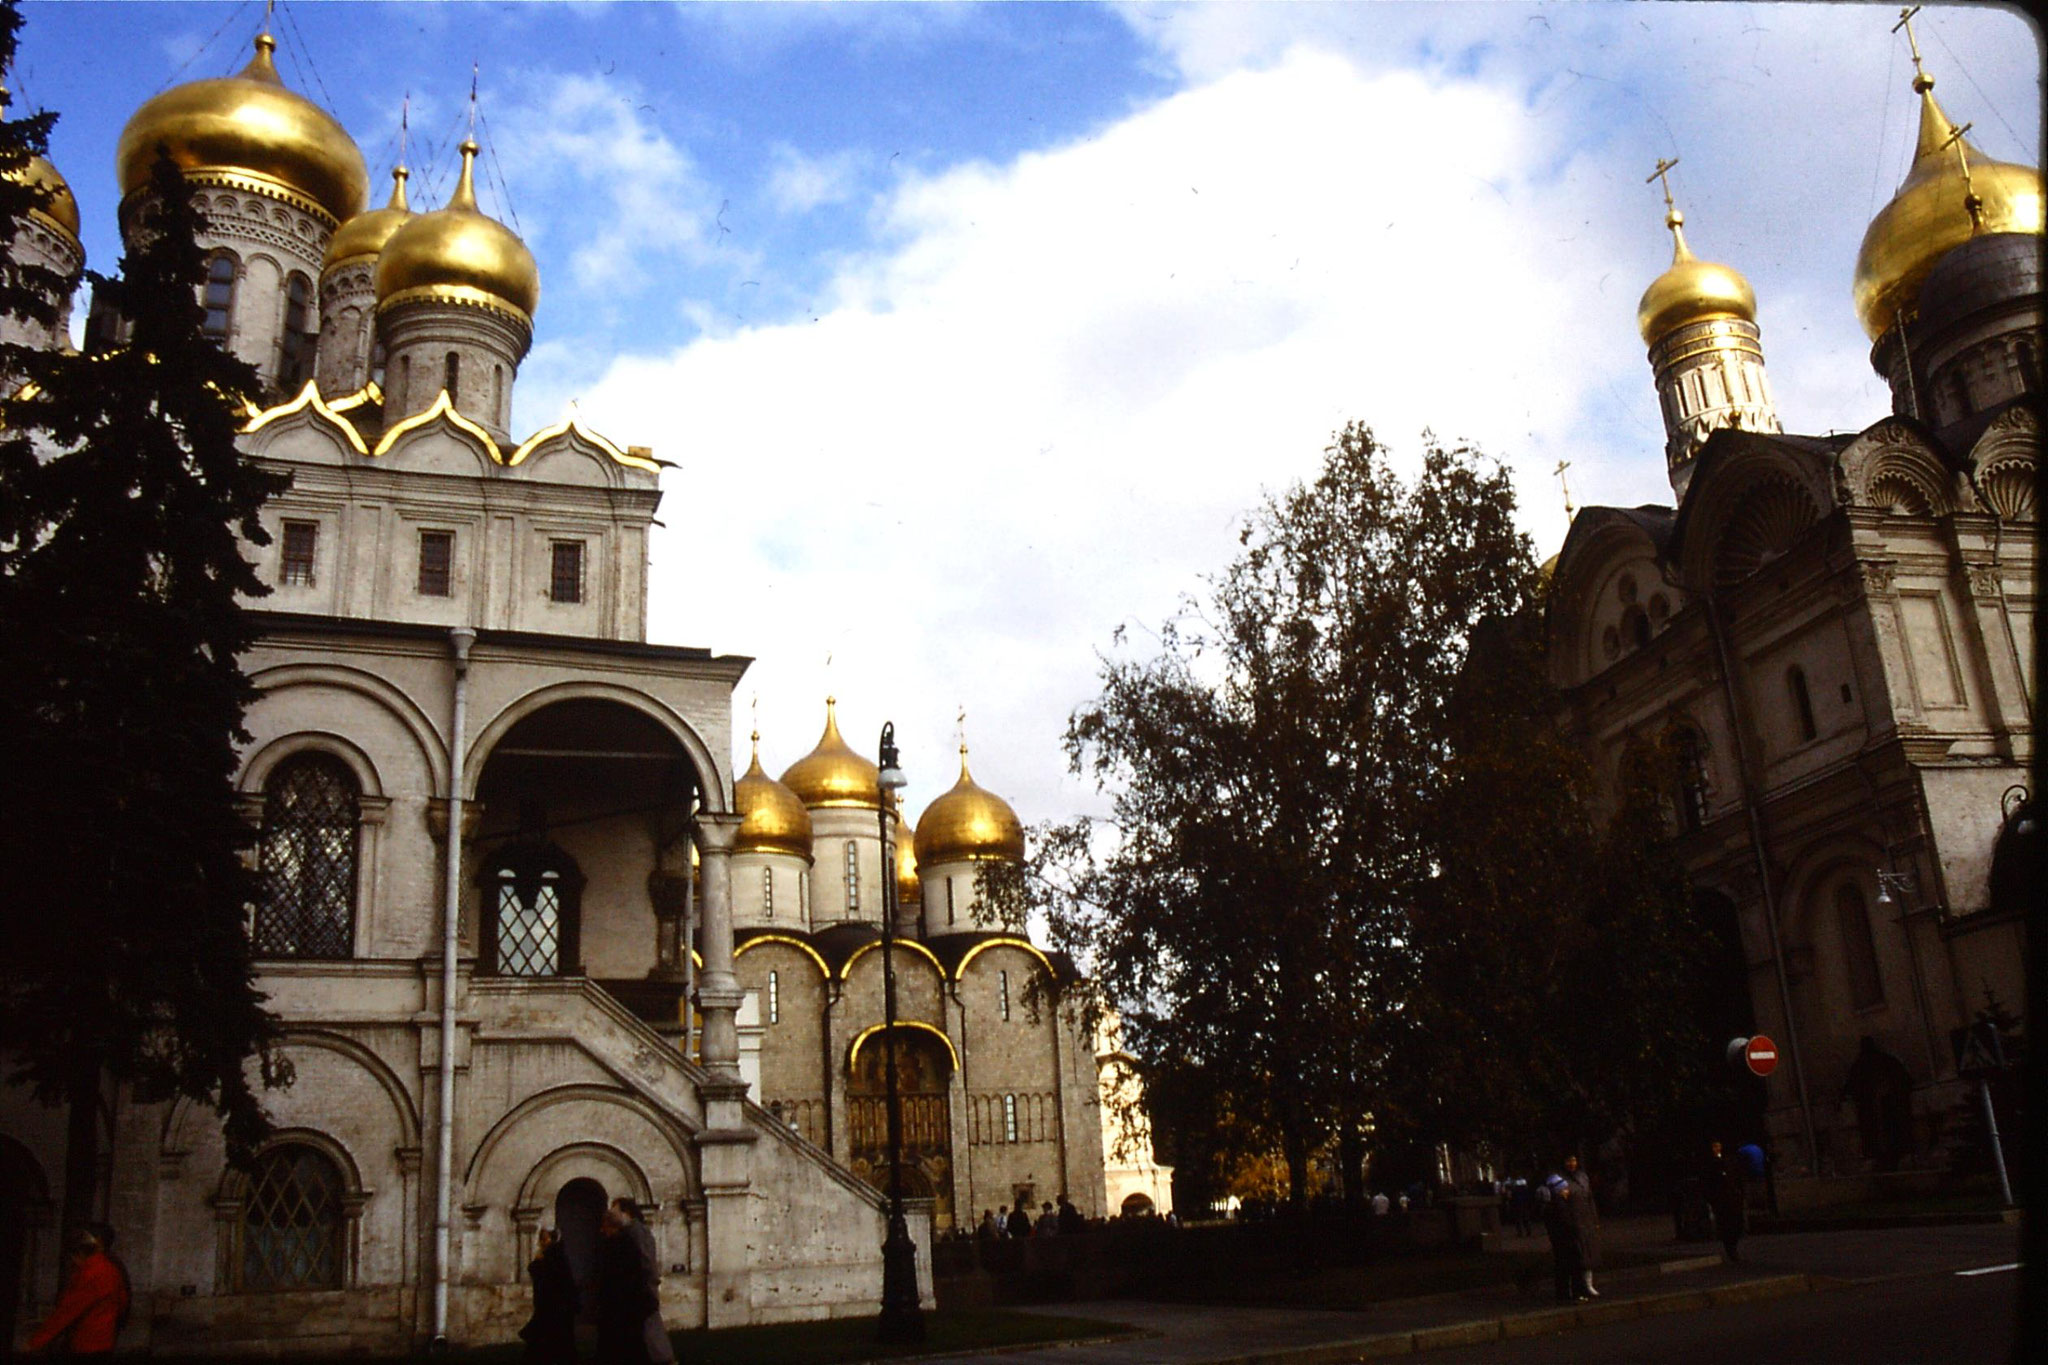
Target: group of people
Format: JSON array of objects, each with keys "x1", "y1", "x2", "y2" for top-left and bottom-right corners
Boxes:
[
  {"x1": 520, "y1": 1197, "x2": 674, "y2": 1365},
  {"x1": 976, "y1": 1194, "x2": 1087, "y2": 1239},
  {"x1": 17, "y1": 1224, "x2": 131, "y2": 1356}
]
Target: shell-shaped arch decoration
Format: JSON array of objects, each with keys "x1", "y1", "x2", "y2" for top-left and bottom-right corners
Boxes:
[
  {"x1": 1967, "y1": 406, "x2": 2039, "y2": 523},
  {"x1": 1834, "y1": 424, "x2": 1954, "y2": 518},
  {"x1": 1711, "y1": 475, "x2": 1821, "y2": 590}
]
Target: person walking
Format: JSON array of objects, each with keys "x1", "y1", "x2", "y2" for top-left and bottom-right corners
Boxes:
[
  {"x1": 595, "y1": 1206, "x2": 659, "y2": 1365},
  {"x1": 1707, "y1": 1141, "x2": 1748, "y2": 1263},
  {"x1": 24, "y1": 1227, "x2": 130, "y2": 1355},
  {"x1": 521, "y1": 1227, "x2": 579, "y2": 1364},
  {"x1": 1006, "y1": 1203, "x2": 1031, "y2": 1239},
  {"x1": 610, "y1": 1199, "x2": 673, "y2": 1365},
  {"x1": 1541, "y1": 1176, "x2": 1587, "y2": 1304},
  {"x1": 1562, "y1": 1155, "x2": 1600, "y2": 1297}
]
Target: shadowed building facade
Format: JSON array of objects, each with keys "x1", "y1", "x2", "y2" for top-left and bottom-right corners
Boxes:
[{"x1": 1545, "y1": 40, "x2": 2036, "y2": 1177}]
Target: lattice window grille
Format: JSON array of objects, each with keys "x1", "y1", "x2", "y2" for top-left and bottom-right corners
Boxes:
[
  {"x1": 255, "y1": 757, "x2": 358, "y2": 958},
  {"x1": 241, "y1": 1146, "x2": 344, "y2": 1291},
  {"x1": 496, "y1": 872, "x2": 563, "y2": 977}
]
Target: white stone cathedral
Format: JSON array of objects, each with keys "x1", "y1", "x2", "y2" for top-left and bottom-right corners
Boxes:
[{"x1": 0, "y1": 30, "x2": 1111, "y2": 1354}]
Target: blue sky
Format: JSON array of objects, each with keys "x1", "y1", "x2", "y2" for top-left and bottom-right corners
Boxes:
[{"x1": 14, "y1": 1, "x2": 2042, "y2": 830}]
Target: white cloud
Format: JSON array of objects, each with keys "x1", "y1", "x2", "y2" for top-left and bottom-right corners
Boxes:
[
  {"x1": 569, "y1": 46, "x2": 1675, "y2": 827},
  {"x1": 764, "y1": 144, "x2": 867, "y2": 215}
]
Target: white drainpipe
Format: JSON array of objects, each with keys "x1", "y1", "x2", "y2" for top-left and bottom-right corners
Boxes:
[{"x1": 432, "y1": 626, "x2": 476, "y2": 1348}]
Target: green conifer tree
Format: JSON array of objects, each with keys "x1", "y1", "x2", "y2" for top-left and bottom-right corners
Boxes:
[{"x1": 0, "y1": 12, "x2": 287, "y2": 1229}]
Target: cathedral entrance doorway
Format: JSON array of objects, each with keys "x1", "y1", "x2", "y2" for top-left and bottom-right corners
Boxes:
[
  {"x1": 848, "y1": 1027, "x2": 955, "y2": 1230},
  {"x1": 553, "y1": 1177, "x2": 608, "y2": 1320}
]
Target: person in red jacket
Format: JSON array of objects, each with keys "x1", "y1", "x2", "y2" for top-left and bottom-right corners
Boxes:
[{"x1": 25, "y1": 1227, "x2": 129, "y2": 1355}]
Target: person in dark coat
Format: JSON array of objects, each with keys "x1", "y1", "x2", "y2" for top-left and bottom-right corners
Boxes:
[
  {"x1": 1706, "y1": 1141, "x2": 1748, "y2": 1263},
  {"x1": 594, "y1": 1208, "x2": 655, "y2": 1365},
  {"x1": 1057, "y1": 1195, "x2": 1085, "y2": 1235},
  {"x1": 1561, "y1": 1155, "x2": 1600, "y2": 1296},
  {"x1": 521, "y1": 1227, "x2": 579, "y2": 1364},
  {"x1": 1541, "y1": 1176, "x2": 1587, "y2": 1303},
  {"x1": 608, "y1": 1199, "x2": 673, "y2": 1365},
  {"x1": 1005, "y1": 1203, "x2": 1031, "y2": 1239}
]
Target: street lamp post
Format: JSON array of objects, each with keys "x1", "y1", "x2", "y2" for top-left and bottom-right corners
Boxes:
[{"x1": 875, "y1": 723, "x2": 925, "y2": 1343}]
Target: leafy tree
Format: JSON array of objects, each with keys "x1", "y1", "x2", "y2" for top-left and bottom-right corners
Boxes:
[
  {"x1": 1408, "y1": 606, "x2": 1716, "y2": 1175},
  {"x1": 0, "y1": 86, "x2": 287, "y2": 1231},
  {"x1": 1014, "y1": 425, "x2": 1536, "y2": 1206}
]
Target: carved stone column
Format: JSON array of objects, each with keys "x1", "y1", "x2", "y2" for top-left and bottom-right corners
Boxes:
[{"x1": 692, "y1": 813, "x2": 745, "y2": 1081}]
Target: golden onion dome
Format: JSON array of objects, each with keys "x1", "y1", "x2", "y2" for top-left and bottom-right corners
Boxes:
[
  {"x1": 323, "y1": 165, "x2": 412, "y2": 271},
  {"x1": 374, "y1": 138, "x2": 539, "y2": 321},
  {"x1": 10, "y1": 152, "x2": 80, "y2": 240},
  {"x1": 893, "y1": 804, "x2": 921, "y2": 905},
  {"x1": 735, "y1": 732, "x2": 813, "y2": 859},
  {"x1": 1637, "y1": 209, "x2": 1756, "y2": 345},
  {"x1": 115, "y1": 34, "x2": 368, "y2": 225},
  {"x1": 1853, "y1": 72, "x2": 2044, "y2": 341},
  {"x1": 915, "y1": 747, "x2": 1026, "y2": 867},
  {"x1": 780, "y1": 698, "x2": 881, "y2": 810}
]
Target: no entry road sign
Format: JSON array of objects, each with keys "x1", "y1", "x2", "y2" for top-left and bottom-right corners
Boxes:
[{"x1": 1745, "y1": 1035, "x2": 1780, "y2": 1077}]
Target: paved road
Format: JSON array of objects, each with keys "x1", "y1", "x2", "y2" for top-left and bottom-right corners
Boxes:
[
  {"x1": 1425, "y1": 1261, "x2": 2019, "y2": 1363},
  {"x1": 919, "y1": 1222, "x2": 2020, "y2": 1364}
]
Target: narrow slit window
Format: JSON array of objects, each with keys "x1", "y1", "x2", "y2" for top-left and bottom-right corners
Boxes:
[
  {"x1": 280, "y1": 274, "x2": 314, "y2": 386},
  {"x1": 946, "y1": 876, "x2": 956, "y2": 924},
  {"x1": 280, "y1": 520, "x2": 318, "y2": 587},
  {"x1": 1788, "y1": 666, "x2": 1817, "y2": 742},
  {"x1": 444, "y1": 351, "x2": 460, "y2": 401},
  {"x1": 762, "y1": 866, "x2": 774, "y2": 917},
  {"x1": 844, "y1": 841, "x2": 860, "y2": 912},
  {"x1": 999, "y1": 969, "x2": 1010, "y2": 1021},
  {"x1": 417, "y1": 530, "x2": 453, "y2": 597},
  {"x1": 1003, "y1": 1093, "x2": 1018, "y2": 1143},
  {"x1": 768, "y1": 969, "x2": 779, "y2": 1025},
  {"x1": 549, "y1": 541, "x2": 584, "y2": 604}
]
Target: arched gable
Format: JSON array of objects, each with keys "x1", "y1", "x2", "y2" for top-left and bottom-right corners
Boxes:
[
  {"x1": 463, "y1": 1084, "x2": 695, "y2": 1207},
  {"x1": 1671, "y1": 433, "x2": 1839, "y2": 594},
  {"x1": 246, "y1": 662, "x2": 449, "y2": 797},
  {"x1": 241, "y1": 380, "x2": 370, "y2": 462},
  {"x1": 159, "y1": 1028, "x2": 422, "y2": 1160},
  {"x1": 1545, "y1": 506, "x2": 1681, "y2": 689},
  {"x1": 373, "y1": 390, "x2": 501, "y2": 473},
  {"x1": 506, "y1": 419, "x2": 658, "y2": 489},
  {"x1": 1966, "y1": 404, "x2": 2039, "y2": 522},
  {"x1": 466, "y1": 681, "x2": 728, "y2": 812},
  {"x1": 734, "y1": 934, "x2": 831, "y2": 979},
  {"x1": 1834, "y1": 418, "x2": 1956, "y2": 517}
]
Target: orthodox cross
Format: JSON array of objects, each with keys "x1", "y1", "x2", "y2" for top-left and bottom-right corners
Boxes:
[
  {"x1": 1940, "y1": 120, "x2": 1984, "y2": 231},
  {"x1": 1553, "y1": 460, "x2": 1576, "y2": 521},
  {"x1": 1894, "y1": 7, "x2": 1926, "y2": 83},
  {"x1": 1647, "y1": 156, "x2": 1681, "y2": 210}
]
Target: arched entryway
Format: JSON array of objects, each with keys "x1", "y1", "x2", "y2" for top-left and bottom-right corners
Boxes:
[
  {"x1": 1, "y1": 1137, "x2": 51, "y2": 1354},
  {"x1": 848, "y1": 1026, "x2": 955, "y2": 1230},
  {"x1": 553, "y1": 1177, "x2": 609, "y2": 1320},
  {"x1": 472, "y1": 698, "x2": 701, "y2": 995}
]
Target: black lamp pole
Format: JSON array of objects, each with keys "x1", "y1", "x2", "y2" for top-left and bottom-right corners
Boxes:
[{"x1": 875, "y1": 722, "x2": 925, "y2": 1343}]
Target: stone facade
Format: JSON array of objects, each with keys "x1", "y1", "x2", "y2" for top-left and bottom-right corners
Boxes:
[
  {"x1": 1548, "y1": 71, "x2": 2036, "y2": 1174},
  {"x1": 1, "y1": 44, "x2": 935, "y2": 1356}
]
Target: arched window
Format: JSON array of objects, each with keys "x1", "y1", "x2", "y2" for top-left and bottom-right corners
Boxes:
[
  {"x1": 369, "y1": 339, "x2": 387, "y2": 389},
  {"x1": 768, "y1": 969, "x2": 780, "y2": 1025},
  {"x1": 494, "y1": 363, "x2": 505, "y2": 421},
  {"x1": 239, "y1": 1144, "x2": 345, "y2": 1291},
  {"x1": 1625, "y1": 605, "x2": 1652, "y2": 650},
  {"x1": 1003, "y1": 1093, "x2": 1018, "y2": 1143},
  {"x1": 844, "y1": 841, "x2": 859, "y2": 913},
  {"x1": 279, "y1": 273, "x2": 314, "y2": 387},
  {"x1": 481, "y1": 843, "x2": 584, "y2": 977},
  {"x1": 444, "y1": 351, "x2": 460, "y2": 401},
  {"x1": 201, "y1": 253, "x2": 237, "y2": 341},
  {"x1": 1788, "y1": 666, "x2": 1818, "y2": 742},
  {"x1": 255, "y1": 754, "x2": 359, "y2": 958},
  {"x1": 762, "y1": 866, "x2": 774, "y2": 917},
  {"x1": 1834, "y1": 882, "x2": 1885, "y2": 1010}
]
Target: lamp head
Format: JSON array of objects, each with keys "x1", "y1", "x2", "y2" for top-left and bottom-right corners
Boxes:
[{"x1": 878, "y1": 722, "x2": 907, "y2": 792}]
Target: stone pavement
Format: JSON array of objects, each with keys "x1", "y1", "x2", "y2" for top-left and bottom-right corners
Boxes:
[{"x1": 901, "y1": 1218, "x2": 2018, "y2": 1364}]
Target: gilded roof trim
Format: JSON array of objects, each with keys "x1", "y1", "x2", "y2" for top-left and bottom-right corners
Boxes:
[
  {"x1": 243, "y1": 379, "x2": 369, "y2": 455},
  {"x1": 847, "y1": 1020, "x2": 960, "y2": 1072},
  {"x1": 372, "y1": 388, "x2": 503, "y2": 463},
  {"x1": 508, "y1": 415, "x2": 659, "y2": 472}
]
